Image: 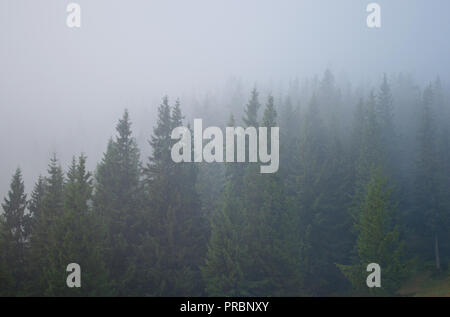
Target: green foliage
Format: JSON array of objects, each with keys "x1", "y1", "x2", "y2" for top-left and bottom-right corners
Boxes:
[
  {"x1": 26, "y1": 155, "x2": 110, "y2": 296},
  {"x1": 243, "y1": 88, "x2": 261, "y2": 128},
  {"x1": 140, "y1": 97, "x2": 208, "y2": 296},
  {"x1": 203, "y1": 96, "x2": 304, "y2": 296},
  {"x1": 412, "y1": 84, "x2": 450, "y2": 271},
  {"x1": 338, "y1": 170, "x2": 408, "y2": 296},
  {"x1": 0, "y1": 169, "x2": 29, "y2": 295},
  {"x1": 202, "y1": 176, "x2": 250, "y2": 296},
  {"x1": 93, "y1": 109, "x2": 142, "y2": 295},
  {"x1": 0, "y1": 72, "x2": 449, "y2": 297}
]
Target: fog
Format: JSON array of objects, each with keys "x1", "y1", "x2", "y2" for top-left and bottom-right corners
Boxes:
[{"x1": 0, "y1": 0, "x2": 449, "y2": 195}]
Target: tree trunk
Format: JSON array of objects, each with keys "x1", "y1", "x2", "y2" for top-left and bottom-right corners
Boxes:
[{"x1": 434, "y1": 233, "x2": 441, "y2": 272}]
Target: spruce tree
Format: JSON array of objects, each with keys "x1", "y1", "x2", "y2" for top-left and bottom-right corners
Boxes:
[
  {"x1": 290, "y1": 94, "x2": 330, "y2": 295},
  {"x1": 243, "y1": 88, "x2": 261, "y2": 127},
  {"x1": 140, "y1": 97, "x2": 207, "y2": 296},
  {"x1": 377, "y1": 74, "x2": 399, "y2": 181},
  {"x1": 27, "y1": 176, "x2": 46, "y2": 235},
  {"x1": 94, "y1": 109, "x2": 142, "y2": 295},
  {"x1": 241, "y1": 96, "x2": 304, "y2": 296},
  {"x1": 0, "y1": 168, "x2": 29, "y2": 295},
  {"x1": 414, "y1": 85, "x2": 446, "y2": 272},
  {"x1": 202, "y1": 114, "x2": 250, "y2": 296},
  {"x1": 28, "y1": 155, "x2": 65, "y2": 295},
  {"x1": 0, "y1": 217, "x2": 14, "y2": 295},
  {"x1": 40, "y1": 155, "x2": 110, "y2": 296},
  {"x1": 338, "y1": 170, "x2": 407, "y2": 296}
]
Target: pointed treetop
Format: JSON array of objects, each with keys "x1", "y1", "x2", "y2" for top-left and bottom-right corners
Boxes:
[
  {"x1": 3, "y1": 168, "x2": 26, "y2": 209},
  {"x1": 171, "y1": 98, "x2": 184, "y2": 129},
  {"x1": 2, "y1": 168, "x2": 27, "y2": 234},
  {"x1": 262, "y1": 95, "x2": 277, "y2": 127},
  {"x1": 116, "y1": 109, "x2": 132, "y2": 142},
  {"x1": 243, "y1": 88, "x2": 261, "y2": 127},
  {"x1": 47, "y1": 154, "x2": 64, "y2": 183}
]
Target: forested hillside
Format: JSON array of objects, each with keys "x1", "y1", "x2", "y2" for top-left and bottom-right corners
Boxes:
[{"x1": 1, "y1": 71, "x2": 449, "y2": 296}]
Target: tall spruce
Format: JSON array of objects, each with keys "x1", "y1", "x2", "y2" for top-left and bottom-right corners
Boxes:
[
  {"x1": 414, "y1": 85, "x2": 447, "y2": 272},
  {"x1": 28, "y1": 155, "x2": 65, "y2": 295},
  {"x1": 140, "y1": 97, "x2": 207, "y2": 296},
  {"x1": 202, "y1": 113, "x2": 251, "y2": 296},
  {"x1": 0, "y1": 168, "x2": 29, "y2": 295},
  {"x1": 94, "y1": 109, "x2": 142, "y2": 295},
  {"x1": 241, "y1": 95, "x2": 304, "y2": 296},
  {"x1": 42, "y1": 155, "x2": 110, "y2": 296},
  {"x1": 243, "y1": 88, "x2": 261, "y2": 127},
  {"x1": 338, "y1": 170, "x2": 407, "y2": 296}
]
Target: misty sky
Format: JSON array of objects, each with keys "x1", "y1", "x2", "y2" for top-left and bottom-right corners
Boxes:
[{"x1": 0, "y1": 0, "x2": 449, "y2": 195}]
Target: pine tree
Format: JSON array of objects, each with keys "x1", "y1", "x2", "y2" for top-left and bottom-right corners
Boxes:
[
  {"x1": 0, "y1": 168, "x2": 29, "y2": 295},
  {"x1": 28, "y1": 155, "x2": 65, "y2": 295},
  {"x1": 201, "y1": 175, "x2": 249, "y2": 296},
  {"x1": 278, "y1": 97, "x2": 300, "y2": 185},
  {"x1": 338, "y1": 170, "x2": 407, "y2": 296},
  {"x1": 414, "y1": 85, "x2": 447, "y2": 272},
  {"x1": 377, "y1": 74, "x2": 395, "y2": 141},
  {"x1": 0, "y1": 217, "x2": 14, "y2": 295},
  {"x1": 94, "y1": 109, "x2": 142, "y2": 295},
  {"x1": 140, "y1": 97, "x2": 207, "y2": 296},
  {"x1": 377, "y1": 74, "x2": 398, "y2": 180},
  {"x1": 27, "y1": 176, "x2": 46, "y2": 235},
  {"x1": 203, "y1": 97, "x2": 301, "y2": 296},
  {"x1": 41, "y1": 155, "x2": 110, "y2": 296},
  {"x1": 202, "y1": 114, "x2": 250, "y2": 296},
  {"x1": 290, "y1": 94, "x2": 330, "y2": 295},
  {"x1": 243, "y1": 88, "x2": 261, "y2": 127},
  {"x1": 288, "y1": 92, "x2": 354, "y2": 295},
  {"x1": 241, "y1": 96, "x2": 304, "y2": 296},
  {"x1": 432, "y1": 77, "x2": 450, "y2": 268},
  {"x1": 354, "y1": 92, "x2": 383, "y2": 195}
]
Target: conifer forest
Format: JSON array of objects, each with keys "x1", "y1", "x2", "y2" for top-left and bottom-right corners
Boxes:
[{"x1": 1, "y1": 1, "x2": 449, "y2": 297}]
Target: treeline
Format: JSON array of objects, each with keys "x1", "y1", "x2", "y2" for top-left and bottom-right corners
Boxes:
[{"x1": 0, "y1": 72, "x2": 449, "y2": 296}]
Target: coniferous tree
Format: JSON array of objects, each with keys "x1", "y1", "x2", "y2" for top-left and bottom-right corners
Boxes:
[
  {"x1": 279, "y1": 97, "x2": 300, "y2": 187},
  {"x1": 414, "y1": 85, "x2": 448, "y2": 272},
  {"x1": 376, "y1": 74, "x2": 399, "y2": 185},
  {"x1": 290, "y1": 94, "x2": 331, "y2": 295},
  {"x1": 0, "y1": 168, "x2": 29, "y2": 295},
  {"x1": 377, "y1": 74, "x2": 395, "y2": 146},
  {"x1": 41, "y1": 155, "x2": 110, "y2": 296},
  {"x1": 28, "y1": 155, "x2": 65, "y2": 295},
  {"x1": 0, "y1": 216, "x2": 14, "y2": 295},
  {"x1": 27, "y1": 176, "x2": 46, "y2": 235},
  {"x1": 243, "y1": 88, "x2": 261, "y2": 127},
  {"x1": 338, "y1": 170, "x2": 407, "y2": 296},
  {"x1": 354, "y1": 92, "x2": 383, "y2": 195},
  {"x1": 202, "y1": 113, "x2": 251, "y2": 296},
  {"x1": 289, "y1": 93, "x2": 353, "y2": 295},
  {"x1": 94, "y1": 109, "x2": 142, "y2": 294},
  {"x1": 140, "y1": 97, "x2": 207, "y2": 296},
  {"x1": 241, "y1": 95, "x2": 304, "y2": 296}
]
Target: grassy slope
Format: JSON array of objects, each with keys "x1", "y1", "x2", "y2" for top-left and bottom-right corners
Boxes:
[{"x1": 398, "y1": 271, "x2": 450, "y2": 297}]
